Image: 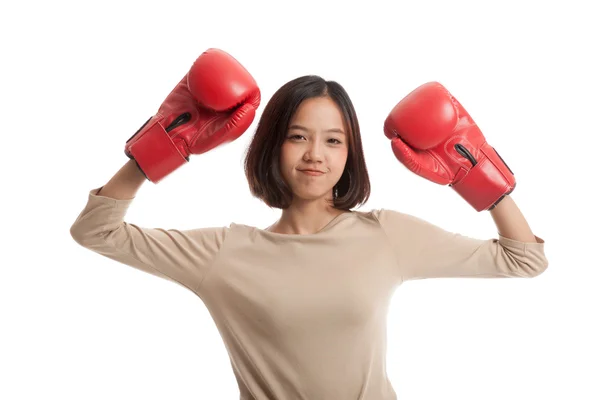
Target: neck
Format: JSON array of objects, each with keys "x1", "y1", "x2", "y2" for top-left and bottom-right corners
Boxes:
[{"x1": 270, "y1": 196, "x2": 346, "y2": 235}]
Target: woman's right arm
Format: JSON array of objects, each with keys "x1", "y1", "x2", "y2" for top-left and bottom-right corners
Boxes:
[
  {"x1": 69, "y1": 159, "x2": 228, "y2": 294},
  {"x1": 95, "y1": 159, "x2": 146, "y2": 200},
  {"x1": 70, "y1": 48, "x2": 259, "y2": 293}
]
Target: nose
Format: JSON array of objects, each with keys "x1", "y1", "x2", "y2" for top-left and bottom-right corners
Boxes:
[{"x1": 303, "y1": 140, "x2": 324, "y2": 162}]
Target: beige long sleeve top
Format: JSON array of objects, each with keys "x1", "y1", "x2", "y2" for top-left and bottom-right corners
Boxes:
[{"x1": 70, "y1": 187, "x2": 548, "y2": 400}]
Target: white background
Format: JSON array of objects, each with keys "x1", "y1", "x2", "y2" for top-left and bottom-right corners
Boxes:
[{"x1": 2, "y1": 0, "x2": 598, "y2": 399}]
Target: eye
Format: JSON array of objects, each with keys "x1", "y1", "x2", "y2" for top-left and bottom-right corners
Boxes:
[{"x1": 287, "y1": 135, "x2": 342, "y2": 144}]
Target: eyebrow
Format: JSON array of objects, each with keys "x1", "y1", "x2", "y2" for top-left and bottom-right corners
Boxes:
[{"x1": 288, "y1": 124, "x2": 345, "y2": 135}]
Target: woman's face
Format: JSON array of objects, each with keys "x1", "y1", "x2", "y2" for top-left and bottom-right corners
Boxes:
[{"x1": 279, "y1": 96, "x2": 349, "y2": 203}]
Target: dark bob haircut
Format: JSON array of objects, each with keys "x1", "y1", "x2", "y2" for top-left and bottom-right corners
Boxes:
[{"x1": 244, "y1": 75, "x2": 370, "y2": 210}]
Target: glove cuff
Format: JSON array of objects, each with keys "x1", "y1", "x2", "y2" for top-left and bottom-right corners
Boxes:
[
  {"x1": 125, "y1": 117, "x2": 188, "y2": 183},
  {"x1": 451, "y1": 145, "x2": 516, "y2": 211}
]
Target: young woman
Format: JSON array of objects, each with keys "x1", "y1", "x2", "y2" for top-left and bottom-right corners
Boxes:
[{"x1": 70, "y1": 48, "x2": 548, "y2": 400}]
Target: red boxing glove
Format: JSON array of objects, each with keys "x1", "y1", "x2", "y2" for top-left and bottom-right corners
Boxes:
[
  {"x1": 383, "y1": 82, "x2": 515, "y2": 211},
  {"x1": 125, "y1": 48, "x2": 261, "y2": 183}
]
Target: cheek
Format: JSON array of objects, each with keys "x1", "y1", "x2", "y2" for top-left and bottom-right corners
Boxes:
[
  {"x1": 279, "y1": 145, "x2": 294, "y2": 167},
  {"x1": 333, "y1": 149, "x2": 349, "y2": 171}
]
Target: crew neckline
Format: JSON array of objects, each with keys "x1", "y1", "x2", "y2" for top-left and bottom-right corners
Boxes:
[{"x1": 239, "y1": 211, "x2": 355, "y2": 238}]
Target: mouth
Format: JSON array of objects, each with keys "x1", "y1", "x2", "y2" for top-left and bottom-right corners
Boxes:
[{"x1": 299, "y1": 169, "x2": 325, "y2": 175}]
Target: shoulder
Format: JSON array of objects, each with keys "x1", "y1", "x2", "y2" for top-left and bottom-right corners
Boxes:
[
  {"x1": 346, "y1": 208, "x2": 417, "y2": 232},
  {"x1": 359, "y1": 208, "x2": 413, "y2": 223},
  {"x1": 361, "y1": 208, "x2": 442, "y2": 235}
]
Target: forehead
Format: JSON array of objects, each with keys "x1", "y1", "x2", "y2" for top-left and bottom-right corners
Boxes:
[{"x1": 289, "y1": 97, "x2": 345, "y2": 128}]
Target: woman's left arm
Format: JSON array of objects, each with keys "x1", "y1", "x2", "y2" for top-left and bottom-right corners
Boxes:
[{"x1": 490, "y1": 195, "x2": 537, "y2": 243}]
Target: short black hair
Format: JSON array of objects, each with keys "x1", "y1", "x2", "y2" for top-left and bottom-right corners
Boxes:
[{"x1": 244, "y1": 75, "x2": 370, "y2": 210}]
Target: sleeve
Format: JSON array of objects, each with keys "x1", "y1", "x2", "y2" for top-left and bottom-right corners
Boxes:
[
  {"x1": 373, "y1": 208, "x2": 548, "y2": 281},
  {"x1": 69, "y1": 187, "x2": 228, "y2": 293}
]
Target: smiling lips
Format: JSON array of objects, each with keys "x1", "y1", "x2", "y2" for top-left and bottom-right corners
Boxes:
[{"x1": 299, "y1": 169, "x2": 325, "y2": 176}]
